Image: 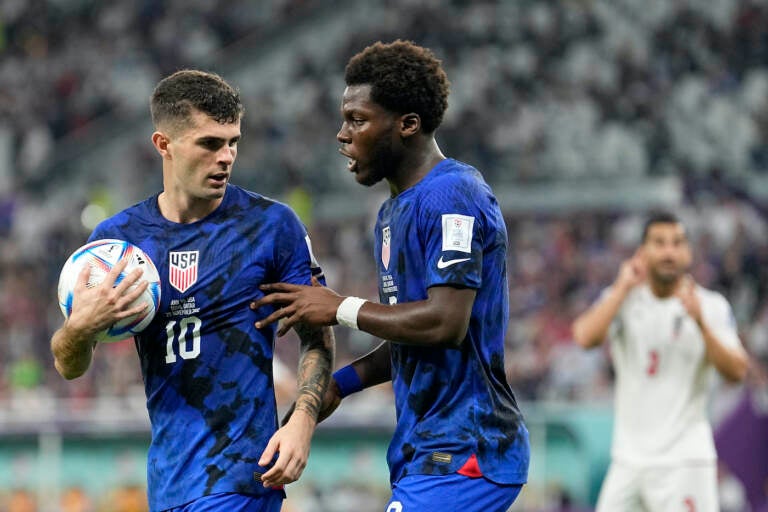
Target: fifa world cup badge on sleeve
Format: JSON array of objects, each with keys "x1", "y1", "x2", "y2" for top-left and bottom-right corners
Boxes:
[{"x1": 441, "y1": 214, "x2": 474, "y2": 253}]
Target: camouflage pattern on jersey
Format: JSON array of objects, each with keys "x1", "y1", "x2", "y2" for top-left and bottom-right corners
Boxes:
[
  {"x1": 373, "y1": 159, "x2": 530, "y2": 485},
  {"x1": 90, "y1": 185, "x2": 320, "y2": 510}
]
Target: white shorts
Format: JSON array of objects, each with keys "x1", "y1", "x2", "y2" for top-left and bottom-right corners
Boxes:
[{"x1": 595, "y1": 460, "x2": 718, "y2": 512}]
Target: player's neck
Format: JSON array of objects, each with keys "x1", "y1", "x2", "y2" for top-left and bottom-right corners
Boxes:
[
  {"x1": 649, "y1": 278, "x2": 678, "y2": 298},
  {"x1": 157, "y1": 191, "x2": 223, "y2": 224},
  {"x1": 387, "y1": 141, "x2": 445, "y2": 196}
]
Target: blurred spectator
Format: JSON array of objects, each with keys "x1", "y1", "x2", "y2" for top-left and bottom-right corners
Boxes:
[
  {"x1": 101, "y1": 485, "x2": 149, "y2": 512},
  {"x1": 6, "y1": 488, "x2": 36, "y2": 512},
  {"x1": 60, "y1": 486, "x2": 94, "y2": 512}
]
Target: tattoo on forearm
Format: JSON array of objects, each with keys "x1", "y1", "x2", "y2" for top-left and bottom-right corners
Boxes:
[{"x1": 293, "y1": 323, "x2": 334, "y2": 420}]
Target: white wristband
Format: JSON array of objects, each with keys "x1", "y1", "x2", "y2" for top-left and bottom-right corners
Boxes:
[{"x1": 336, "y1": 297, "x2": 368, "y2": 330}]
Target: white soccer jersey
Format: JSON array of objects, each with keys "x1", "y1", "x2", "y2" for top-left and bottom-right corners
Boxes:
[{"x1": 605, "y1": 283, "x2": 741, "y2": 466}]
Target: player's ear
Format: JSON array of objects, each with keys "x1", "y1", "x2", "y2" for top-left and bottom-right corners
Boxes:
[
  {"x1": 400, "y1": 113, "x2": 420, "y2": 138},
  {"x1": 151, "y1": 131, "x2": 172, "y2": 158}
]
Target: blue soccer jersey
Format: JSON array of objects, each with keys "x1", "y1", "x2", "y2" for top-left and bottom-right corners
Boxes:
[
  {"x1": 88, "y1": 184, "x2": 321, "y2": 511},
  {"x1": 373, "y1": 159, "x2": 529, "y2": 485}
]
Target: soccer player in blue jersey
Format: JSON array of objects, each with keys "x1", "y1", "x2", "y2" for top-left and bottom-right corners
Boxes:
[
  {"x1": 50, "y1": 70, "x2": 334, "y2": 512},
  {"x1": 251, "y1": 40, "x2": 530, "y2": 512}
]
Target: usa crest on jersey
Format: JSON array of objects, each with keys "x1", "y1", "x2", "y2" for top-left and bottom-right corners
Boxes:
[
  {"x1": 169, "y1": 251, "x2": 199, "y2": 293},
  {"x1": 382, "y1": 226, "x2": 391, "y2": 270}
]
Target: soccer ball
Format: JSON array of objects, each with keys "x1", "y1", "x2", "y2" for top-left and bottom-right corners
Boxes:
[{"x1": 57, "y1": 239, "x2": 161, "y2": 343}]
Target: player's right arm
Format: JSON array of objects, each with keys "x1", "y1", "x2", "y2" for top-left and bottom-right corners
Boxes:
[
  {"x1": 572, "y1": 254, "x2": 644, "y2": 349},
  {"x1": 51, "y1": 258, "x2": 148, "y2": 379}
]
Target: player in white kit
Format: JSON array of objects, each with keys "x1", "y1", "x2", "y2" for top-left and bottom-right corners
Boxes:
[{"x1": 572, "y1": 212, "x2": 749, "y2": 512}]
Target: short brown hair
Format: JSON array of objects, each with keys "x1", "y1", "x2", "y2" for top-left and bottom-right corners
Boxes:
[{"x1": 150, "y1": 69, "x2": 244, "y2": 132}]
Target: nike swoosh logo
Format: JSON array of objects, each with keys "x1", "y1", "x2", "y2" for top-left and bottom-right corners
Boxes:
[{"x1": 437, "y1": 256, "x2": 471, "y2": 269}]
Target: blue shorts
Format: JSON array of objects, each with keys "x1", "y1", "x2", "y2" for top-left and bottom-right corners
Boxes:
[
  {"x1": 165, "y1": 492, "x2": 284, "y2": 512},
  {"x1": 387, "y1": 473, "x2": 523, "y2": 512}
]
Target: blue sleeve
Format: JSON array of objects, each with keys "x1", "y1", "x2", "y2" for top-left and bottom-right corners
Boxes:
[
  {"x1": 273, "y1": 205, "x2": 325, "y2": 286},
  {"x1": 87, "y1": 219, "x2": 119, "y2": 243},
  {"x1": 419, "y1": 181, "x2": 483, "y2": 290}
]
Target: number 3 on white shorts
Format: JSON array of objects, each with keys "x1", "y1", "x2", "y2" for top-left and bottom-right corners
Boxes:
[
  {"x1": 386, "y1": 502, "x2": 403, "y2": 512},
  {"x1": 165, "y1": 316, "x2": 202, "y2": 363}
]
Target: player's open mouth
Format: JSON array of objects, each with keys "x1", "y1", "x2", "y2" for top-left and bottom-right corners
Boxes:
[
  {"x1": 208, "y1": 173, "x2": 228, "y2": 185},
  {"x1": 339, "y1": 149, "x2": 358, "y2": 173}
]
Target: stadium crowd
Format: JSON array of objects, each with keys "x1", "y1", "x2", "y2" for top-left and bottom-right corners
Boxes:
[{"x1": 1, "y1": 0, "x2": 768, "y2": 510}]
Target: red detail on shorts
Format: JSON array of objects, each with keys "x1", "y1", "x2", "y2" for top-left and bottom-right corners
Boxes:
[
  {"x1": 457, "y1": 454, "x2": 484, "y2": 478},
  {"x1": 683, "y1": 496, "x2": 696, "y2": 512}
]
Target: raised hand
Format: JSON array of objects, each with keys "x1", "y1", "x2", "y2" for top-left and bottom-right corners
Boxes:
[
  {"x1": 675, "y1": 274, "x2": 702, "y2": 325},
  {"x1": 614, "y1": 252, "x2": 646, "y2": 293}
]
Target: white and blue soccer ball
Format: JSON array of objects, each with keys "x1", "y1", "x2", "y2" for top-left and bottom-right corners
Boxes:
[{"x1": 57, "y1": 239, "x2": 161, "y2": 343}]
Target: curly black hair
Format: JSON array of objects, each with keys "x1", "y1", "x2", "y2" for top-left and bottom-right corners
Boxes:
[
  {"x1": 345, "y1": 40, "x2": 450, "y2": 134},
  {"x1": 150, "y1": 69, "x2": 244, "y2": 131}
]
